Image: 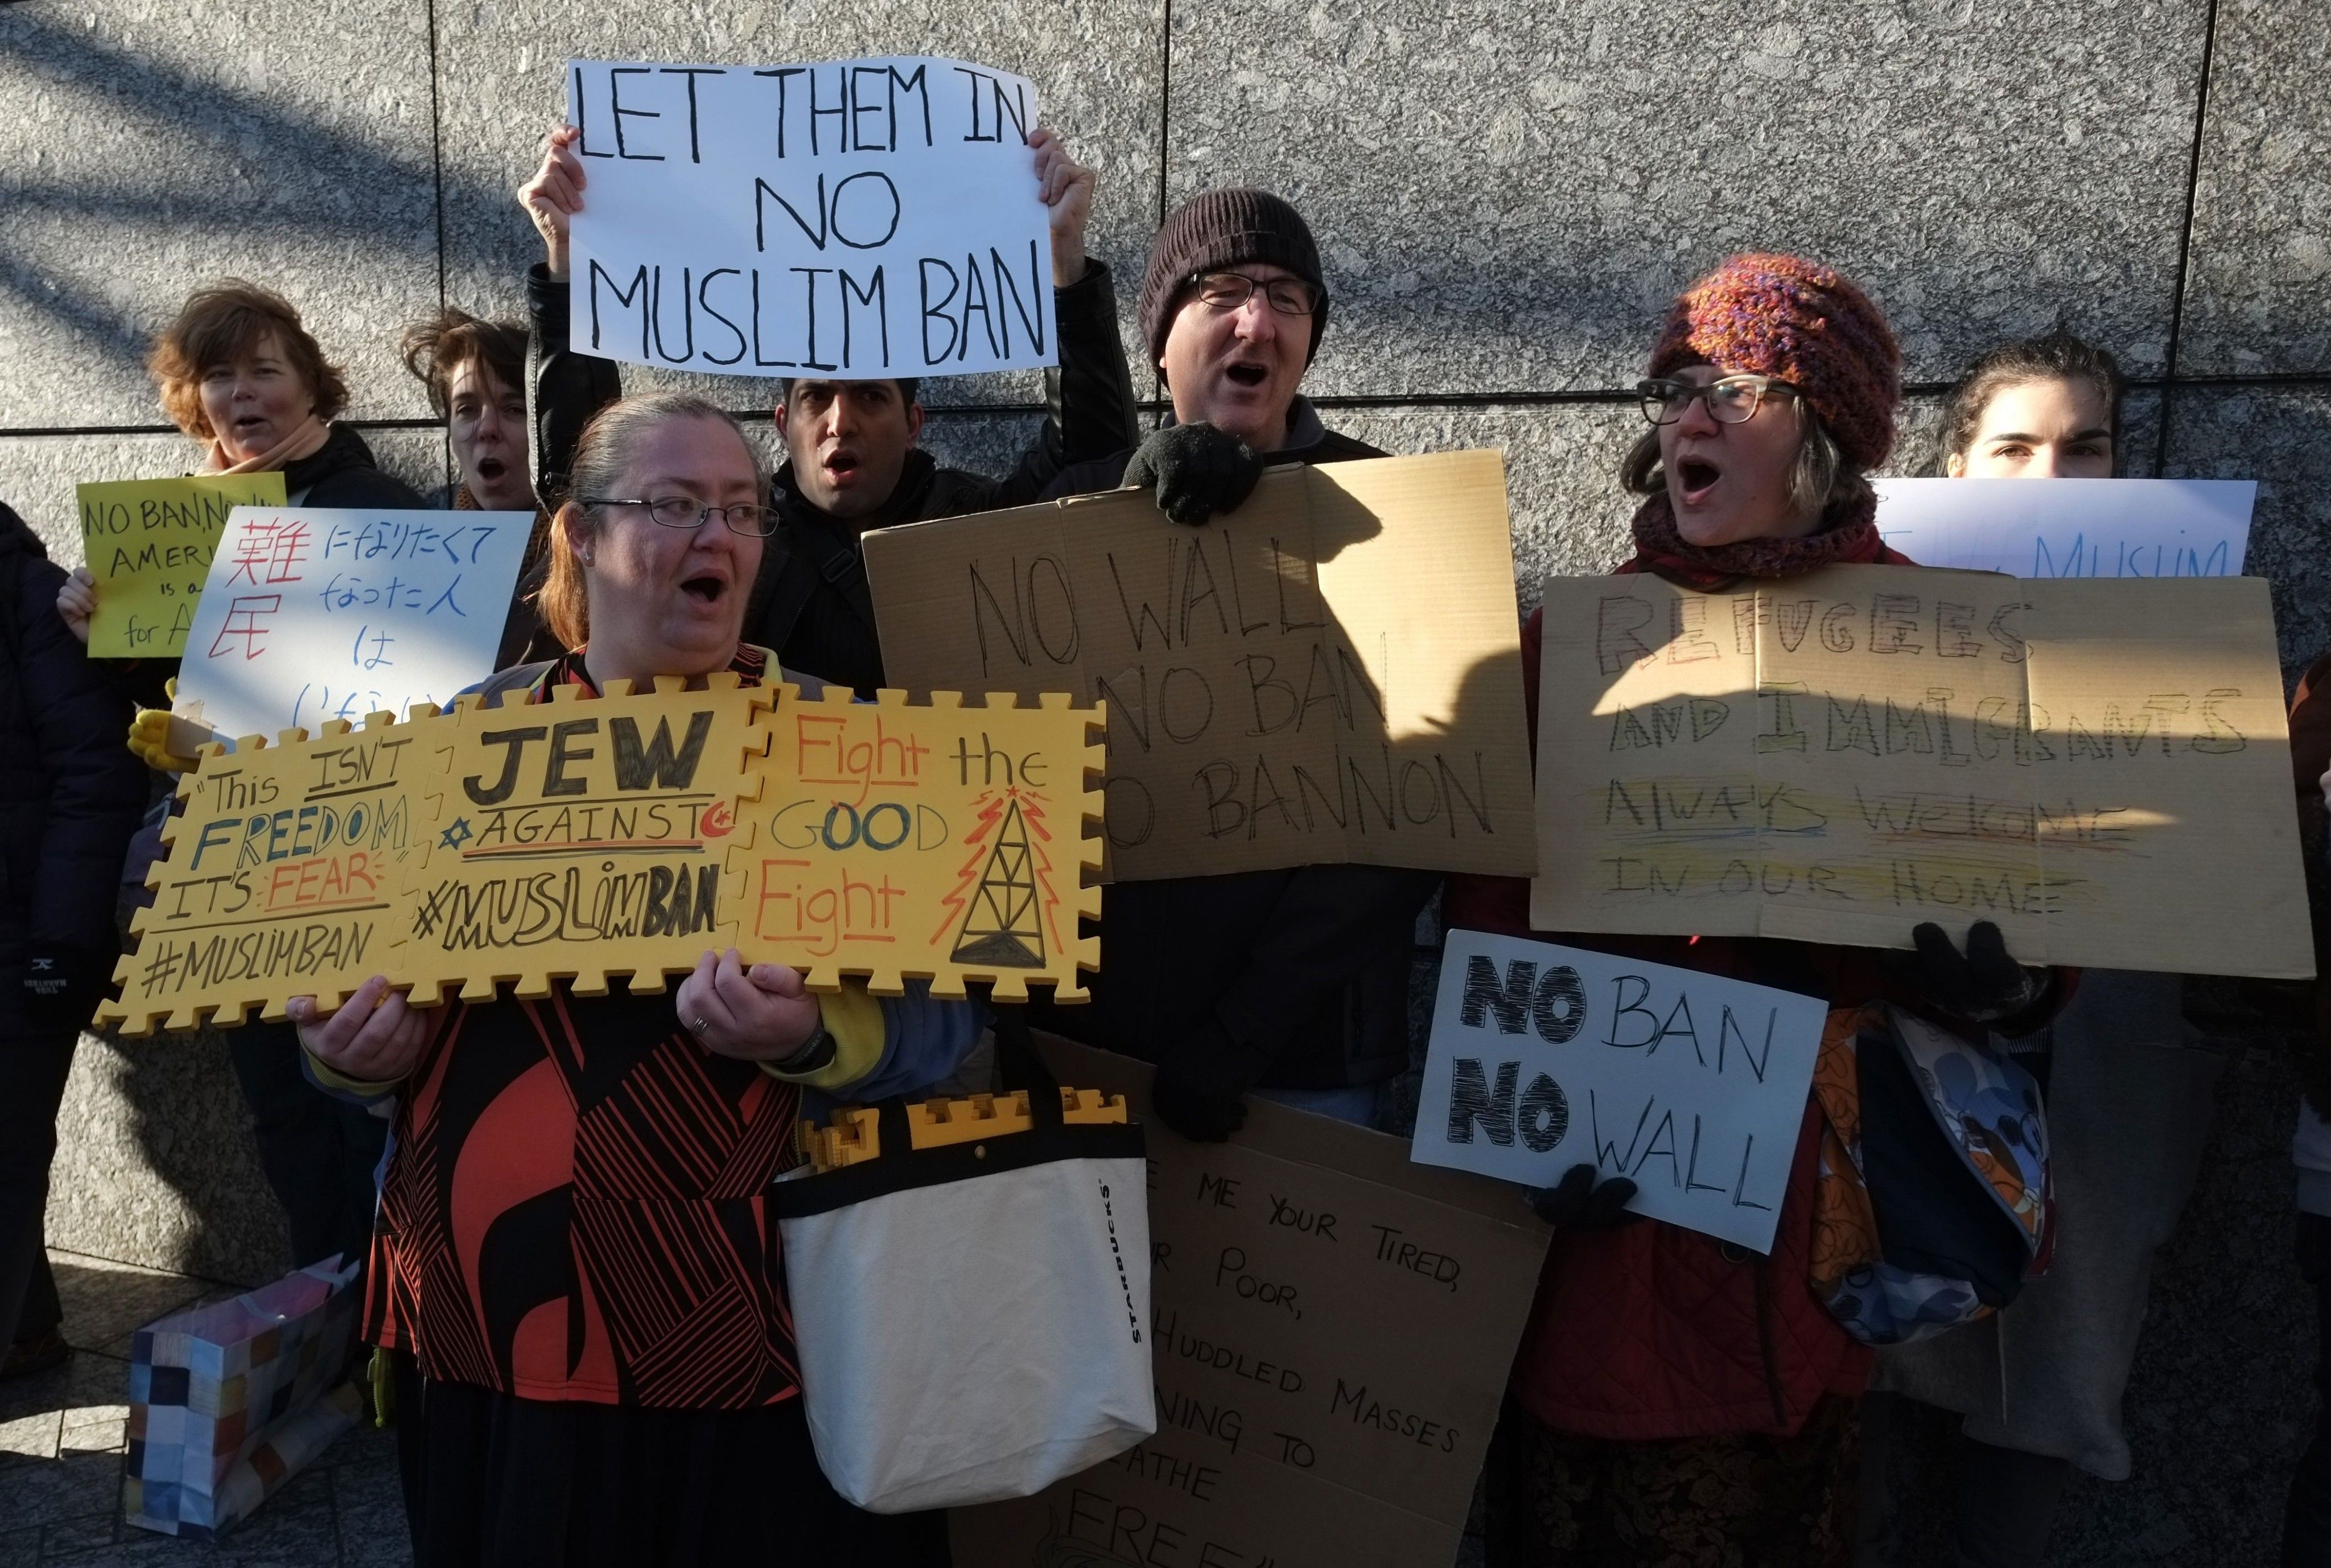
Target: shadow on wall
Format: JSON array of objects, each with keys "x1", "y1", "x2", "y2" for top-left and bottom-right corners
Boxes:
[
  {"x1": 47, "y1": 1019, "x2": 292, "y2": 1288},
  {"x1": 0, "y1": 5, "x2": 499, "y2": 402}
]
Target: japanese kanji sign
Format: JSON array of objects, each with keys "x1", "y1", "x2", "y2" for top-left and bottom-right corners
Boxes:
[{"x1": 171, "y1": 506, "x2": 534, "y2": 750}]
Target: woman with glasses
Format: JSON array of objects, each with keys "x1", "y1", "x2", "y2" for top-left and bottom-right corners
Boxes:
[
  {"x1": 291, "y1": 392, "x2": 985, "y2": 1567},
  {"x1": 1451, "y1": 255, "x2": 2066, "y2": 1568}
]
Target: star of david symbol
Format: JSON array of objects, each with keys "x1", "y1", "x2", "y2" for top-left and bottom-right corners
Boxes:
[{"x1": 438, "y1": 817, "x2": 475, "y2": 851}]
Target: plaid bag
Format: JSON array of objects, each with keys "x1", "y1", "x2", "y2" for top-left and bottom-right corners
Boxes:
[{"x1": 123, "y1": 1256, "x2": 362, "y2": 1540}]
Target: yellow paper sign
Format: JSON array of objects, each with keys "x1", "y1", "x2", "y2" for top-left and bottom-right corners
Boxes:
[
  {"x1": 98, "y1": 710, "x2": 434, "y2": 1034},
  {"x1": 77, "y1": 473, "x2": 289, "y2": 657}
]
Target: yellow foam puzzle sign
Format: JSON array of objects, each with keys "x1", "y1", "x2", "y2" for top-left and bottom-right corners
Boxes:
[
  {"x1": 76, "y1": 473, "x2": 288, "y2": 657},
  {"x1": 98, "y1": 711, "x2": 434, "y2": 1033},
  {"x1": 398, "y1": 674, "x2": 779, "y2": 1002},
  {"x1": 98, "y1": 679, "x2": 1104, "y2": 1033},
  {"x1": 741, "y1": 686, "x2": 1103, "y2": 1001}
]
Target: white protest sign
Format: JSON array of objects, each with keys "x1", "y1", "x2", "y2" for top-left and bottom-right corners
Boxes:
[
  {"x1": 566, "y1": 57, "x2": 1055, "y2": 381},
  {"x1": 173, "y1": 508, "x2": 533, "y2": 746},
  {"x1": 1411, "y1": 930, "x2": 1828, "y2": 1253},
  {"x1": 1873, "y1": 477, "x2": 2255, "y2": 577}
]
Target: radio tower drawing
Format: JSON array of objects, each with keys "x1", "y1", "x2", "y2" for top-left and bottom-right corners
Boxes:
[{"x1": 948, "y1": 791, "x2": 1047, "y2": 967}]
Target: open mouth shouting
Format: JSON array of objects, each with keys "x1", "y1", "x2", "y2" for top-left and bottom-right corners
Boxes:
[
  {"x1": 1674, "y1": 452, "x2": 1723, "y2": 508},
  {"x1": 473, "y1": 454, "x2": 508, "y2": 486},
  {"x1": 677, "y1": 567, "x2": 731, "y2": 608},
  {"x1": 820, "y1": 446, "x2": 864, "y2": 488},
  {"x1": 1222, "y1": 358, "x2": 1270, "y2": 390}
]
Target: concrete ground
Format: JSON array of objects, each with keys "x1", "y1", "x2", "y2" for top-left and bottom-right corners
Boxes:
[{"x1": 0, "y1": 1252, "x2": 406, "y2": 1567}]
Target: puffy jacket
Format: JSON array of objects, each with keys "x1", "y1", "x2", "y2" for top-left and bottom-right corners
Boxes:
[
  {"x1": 0, "y1": 503, "x2": 150, "y2": 972},
  {"x1": 526, "y1": 259, "x2": 1142, "y2": 696},
  {"x1": 1448, "y1": 533, "x2": 2064, "y2": 1441},
  {"x1": 1024, "y1": 403, "x2": 1439, "y2": 1090}
]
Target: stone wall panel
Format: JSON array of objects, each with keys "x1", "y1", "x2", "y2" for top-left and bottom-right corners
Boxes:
[
  {"x1": 1165, "y1": 0, "x2": 2208, "y2": 397},
  {"x1": 2177, "y1": 0, "x2": 2331, "y2": 375},
  {"x1": 0, "y1": 1, "x2": 442, "y2": 429}
]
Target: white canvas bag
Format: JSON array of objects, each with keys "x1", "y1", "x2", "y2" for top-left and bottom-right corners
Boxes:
[{"x1": 771, "y1": 1023, "x2": 1154, "y2": 1512}]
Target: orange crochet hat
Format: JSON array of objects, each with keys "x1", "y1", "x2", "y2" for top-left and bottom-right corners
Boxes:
[{"x1": 1648, "y1": 253, "x2": 1901, "y2": 472}]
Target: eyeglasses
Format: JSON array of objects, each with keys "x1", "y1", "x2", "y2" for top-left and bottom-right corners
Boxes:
[
  {"x1": 1189, "y1": 270, "x2": 1323, "y2": 317},
  {"x1": 1637, "y1": 374, "x2": 1798, "y2": 426},
  {"x1": 583, "y1": 495, "x2": 779, "y2": 538}
]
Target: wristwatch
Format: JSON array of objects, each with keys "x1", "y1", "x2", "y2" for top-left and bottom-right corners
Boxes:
[{"x1": 775, "y1": 1019, "x2": 837, "y2": 1075}]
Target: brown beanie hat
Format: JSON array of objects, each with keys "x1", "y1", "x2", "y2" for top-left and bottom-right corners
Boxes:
[
  {"x1": 1138, "y1": 188, "x2": 1329, "y2": 372},
  {"x1": 1648, "y1": 253, "x2": 1901, "y2": 472}
]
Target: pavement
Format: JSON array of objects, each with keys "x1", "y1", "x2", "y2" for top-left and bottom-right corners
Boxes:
[{"x1": 0, "y1": 1251, "x2": 407, "y2": 1567}]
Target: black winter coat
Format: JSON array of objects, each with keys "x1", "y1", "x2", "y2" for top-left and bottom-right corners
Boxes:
[
  {"x1": 277, "y1": 422, "x2": 428, "y2": 509},
  {"x1": 0, "y1": 503, "x2": 150, "y2": 971},
  {"x1": 525, "y1": 260, "x2": 1142, "y2": 695},
  {"x1": 1026, "y1": 402, "x2": 1439, "y2": 1089}
]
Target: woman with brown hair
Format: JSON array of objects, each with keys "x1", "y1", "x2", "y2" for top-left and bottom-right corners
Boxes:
[
  {"x1": 52, "y1": 282, "x2": 427, "y2": 1283},
  {"x1": 296, "y1": 391, "x2": 985, "y2": 1567},
  {"x1": 1862, "y1": 331, "x2": 2218, "y2": 1568},
  {"x1": 57, "y1": 280, "x2": 427, "y2": 642}
]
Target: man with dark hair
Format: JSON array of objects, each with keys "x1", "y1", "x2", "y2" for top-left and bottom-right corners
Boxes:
[
  {"x1": 517, "y1": 122, "x2": 1139, "y2": 694},
  {"x1": 1027, "y1": 188, "x2": 1438, "y2": 1142}
]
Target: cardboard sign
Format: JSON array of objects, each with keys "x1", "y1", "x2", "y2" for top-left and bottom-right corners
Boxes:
[
  {"x1": 867, "y1": 451, "x2": 1538, "y2": 880},
  {"x1": 1531, "y1": 567, "x2": 2313, "y2": 980},
  {"x1": 171, "y1": 506, "x2": 534, "y2": 750},
  {"x1": 100, "y1": 681, "x2": 1104, "y2": 1032},
  {"x1": 566, "y1": 56, "x2": 1054, "y2": 380},
  {"x1": 1874, "y1": 477, "x2": 2255, "y2": 577},
  {"x1": 76, "y1": 474, "x2": 287, "y2": 657},
  {"x1": 100, "y1": 715, "x2": 430, "y2": 1032},
  {"x1": 950, "y1": 1033, "x2": 1551, "y2": 1568},
  {"x1": 1412, "y1": 930, "x2": 1827, "y2": 1253}
]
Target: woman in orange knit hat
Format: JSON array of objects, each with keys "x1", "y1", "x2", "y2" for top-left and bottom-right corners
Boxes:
[{"x1": 1465, "y1": 254, "x2": 2067, "y2": 1567}]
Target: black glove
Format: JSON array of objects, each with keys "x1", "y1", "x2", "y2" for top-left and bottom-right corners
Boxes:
[
  {"x1": 1148, "y1": 1020, "x2": 1271, "y2": 1143},
  {"x1": 1529, "y1": 1163, "x2": 1643, "y2": 1230},
  {"x1": 1896, "y1": 920, "x2": 2045, "y2": 1024},
  {"x1": 20, "y1": 944, "x2": 114, "y2": 1031},
  {"x1": 1123, "y1": 423, "x2": 1266, "y2": 526}
]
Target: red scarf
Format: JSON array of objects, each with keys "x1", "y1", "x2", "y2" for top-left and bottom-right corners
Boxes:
[{"x1": 1622, "y1": 487, "x2": 1909, "y2": 587}]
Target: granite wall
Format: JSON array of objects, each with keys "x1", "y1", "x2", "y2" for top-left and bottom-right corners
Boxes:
[{"x1": 4, "y1": 1, "x2": 2326, "y2": 1561}]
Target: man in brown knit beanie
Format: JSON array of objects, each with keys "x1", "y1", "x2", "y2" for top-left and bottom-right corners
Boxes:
[{"x1": 1028, "y1": 190, "x2": 1438, "y2": 1143}]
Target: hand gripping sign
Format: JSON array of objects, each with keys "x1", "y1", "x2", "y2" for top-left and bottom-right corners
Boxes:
[{"x1": 99, "y1": 679, "x2": 1104, "y2": 1032}]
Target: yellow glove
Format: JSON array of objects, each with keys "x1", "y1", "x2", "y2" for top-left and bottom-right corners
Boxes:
[{"x1": 128, "y1": 679, "x2": 200, "y2": 773}]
